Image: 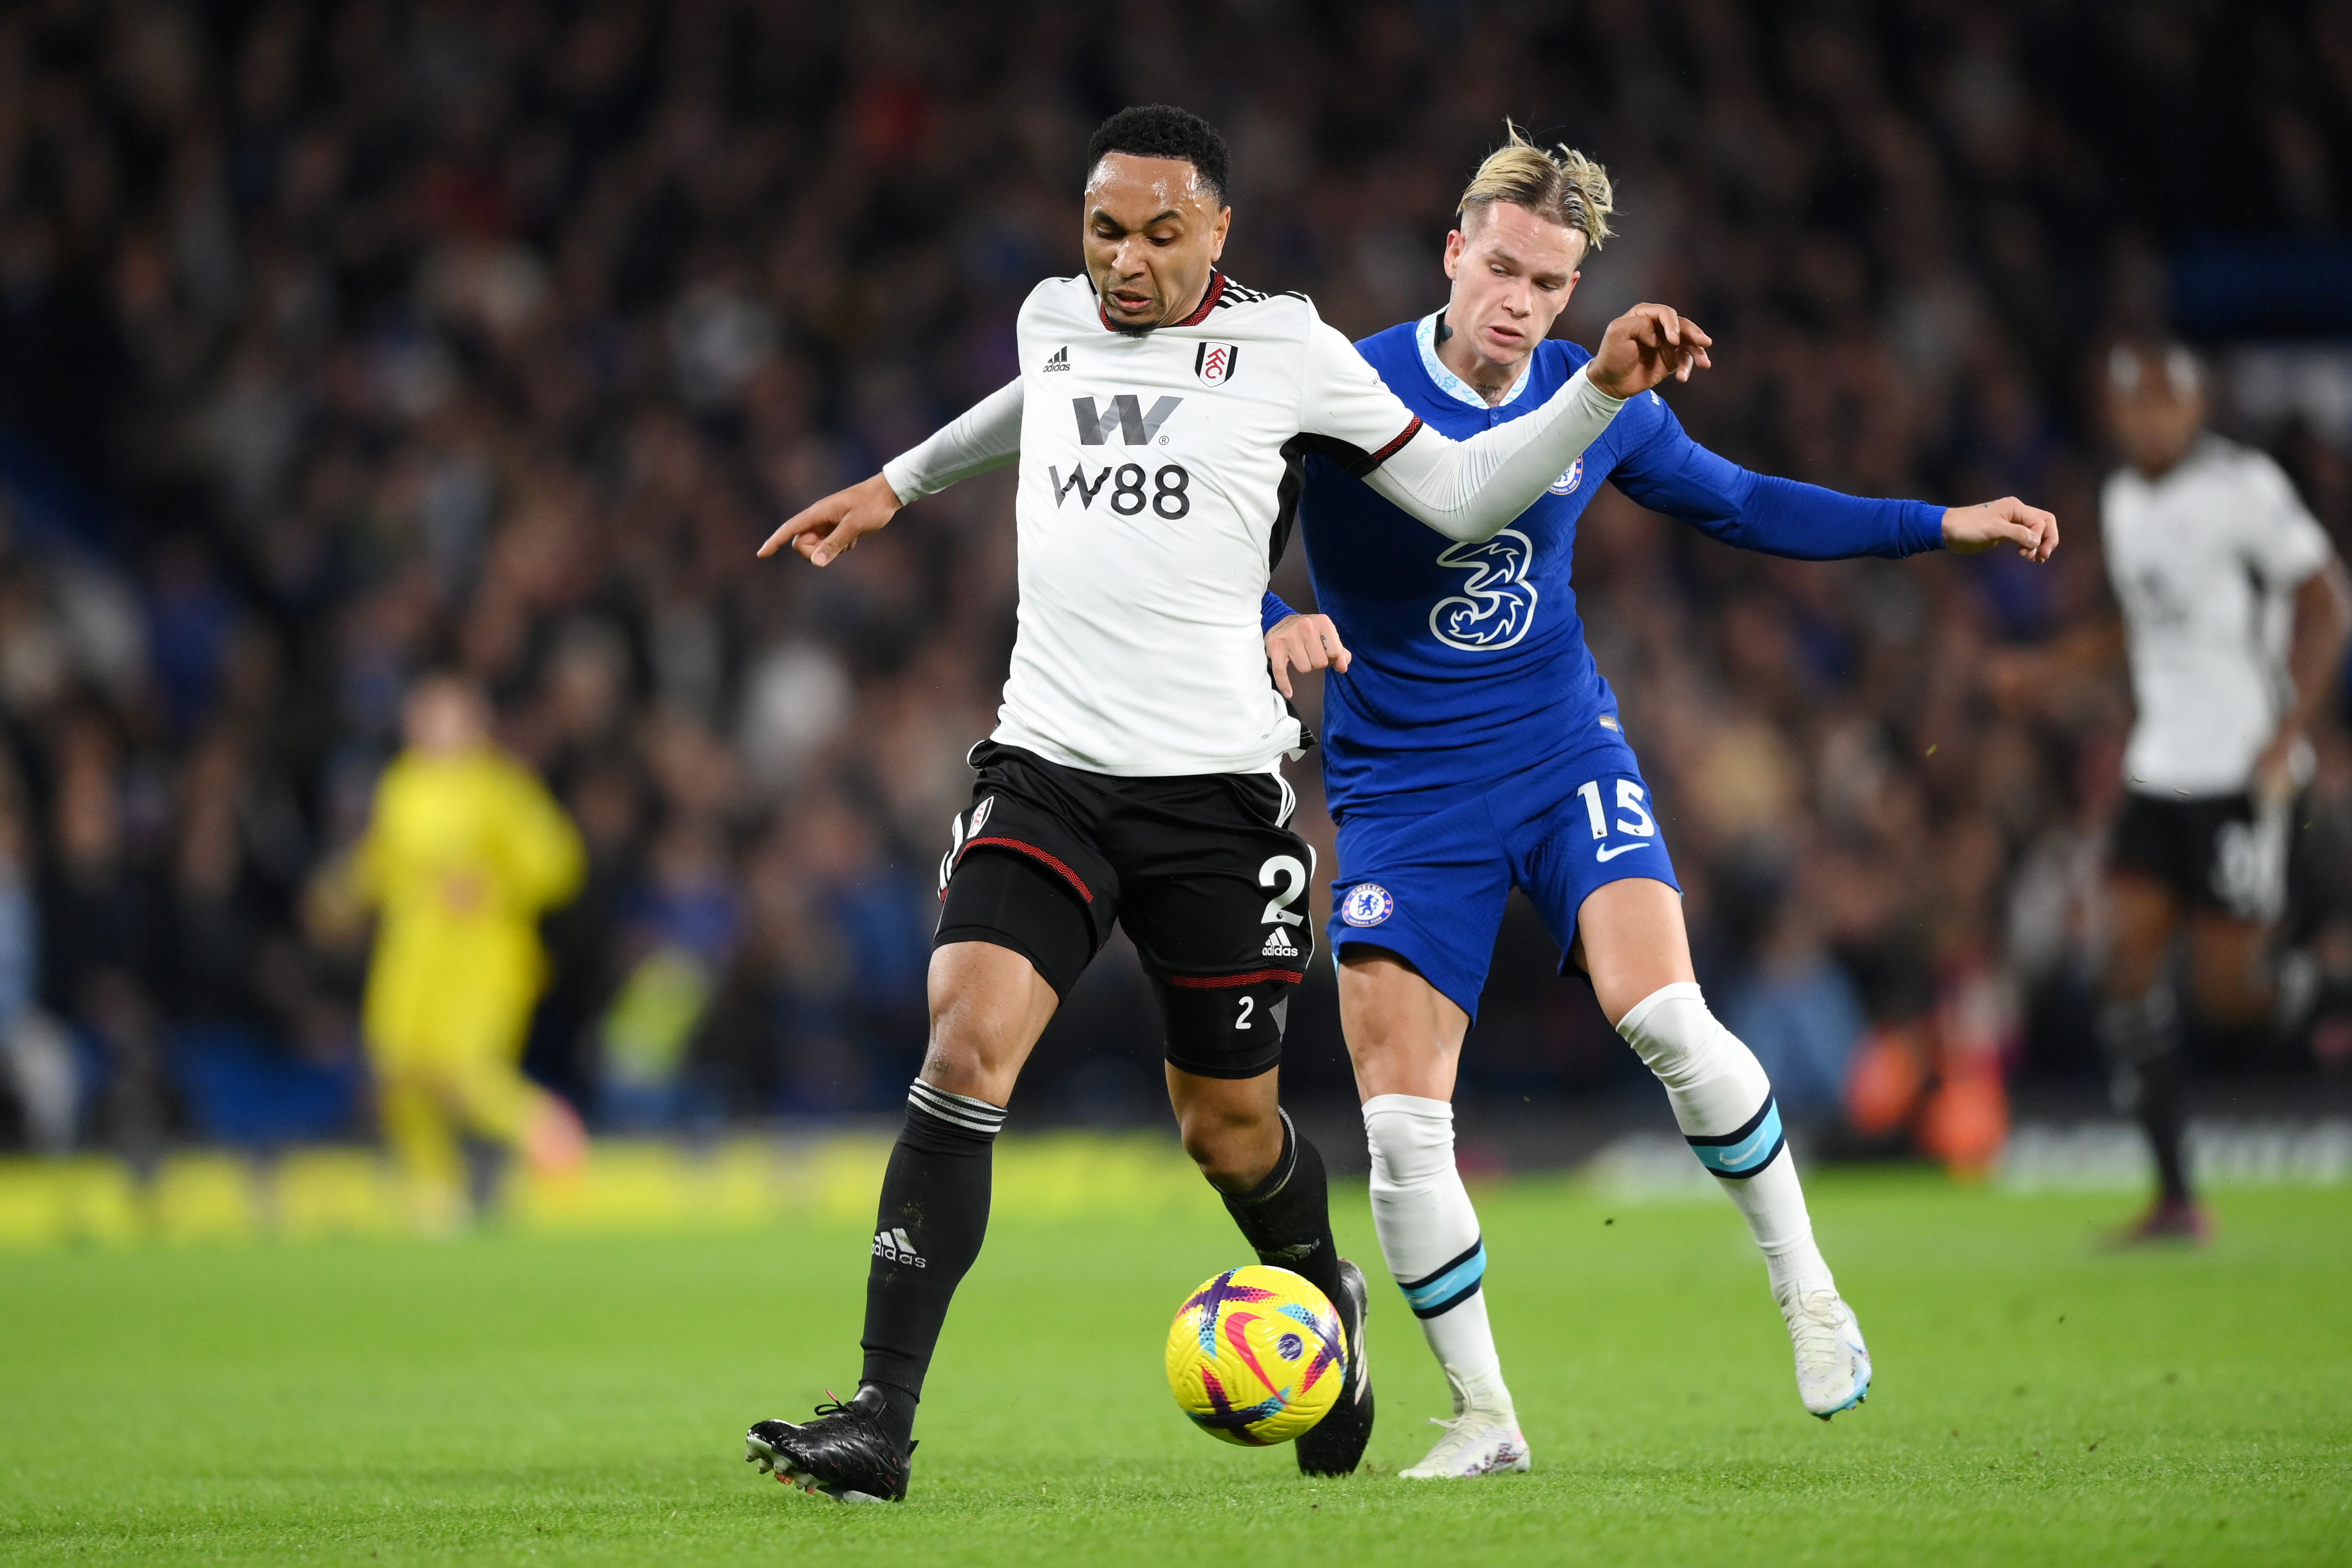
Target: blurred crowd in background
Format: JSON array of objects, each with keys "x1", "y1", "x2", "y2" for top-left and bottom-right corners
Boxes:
[{"x1": 2, "y1": 0, "x2": 2351, "y2": 1166}]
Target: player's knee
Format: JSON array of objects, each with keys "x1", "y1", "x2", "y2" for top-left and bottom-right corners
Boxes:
[
  {"x1": 1178, "y1": 1100, "x2": 1281, "y2": 1190},
  {"x1": 917, "y1": 1021, "x2": 1016, "y2": 1103},
  {"x1": 1614, "y1": 981, "x2": 1766, "y2": 1097},
  {"x1": 921, "y1": 969, "x2": 1057, "y2": 1103},
  {"x1": 1342, "y1": 1007, "x2": 1460, "y2": 1100},
  {"x1": 2103, "y1": 890, "x2": 2178, "y2": 998},
  {"x1": 1362, "y1": 1093, "x2": 1455, "y2": 1192}
]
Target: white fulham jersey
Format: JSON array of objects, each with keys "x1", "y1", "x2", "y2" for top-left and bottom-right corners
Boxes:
[
  {"x1": 2102, "y1": 434, "x2": 2335, "y2": 796},
  {"x1": 987, "y1": 272, "x2": 1436, "y2": 776}
]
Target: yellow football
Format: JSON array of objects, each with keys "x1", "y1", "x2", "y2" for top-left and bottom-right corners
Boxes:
[{"x1": 1165, "y1": 1265, "x2": 1348, "y2": 1446}]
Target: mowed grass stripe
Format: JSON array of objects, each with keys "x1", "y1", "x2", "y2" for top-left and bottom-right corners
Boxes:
[{"x1": 1, "y1": 1173, "x2": 2344, "y2": 1565}]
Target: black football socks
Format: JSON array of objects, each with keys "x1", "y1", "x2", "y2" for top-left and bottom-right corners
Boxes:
[
  {"x1": 857, "y1": 1079, "x2": 1006, "y2": 1446},
  {"x1": 1219, "y1": 1109, "x2": 1348, "y2": 1310},
  {"x1": 2099, "y1": 984, "x2": 2192, "y2": 1204}
]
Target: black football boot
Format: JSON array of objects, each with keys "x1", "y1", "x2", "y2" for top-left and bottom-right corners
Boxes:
[
  {"x1": 745, "y1": 1386, "x2": 915, "y2": 1503},
  {"x1": 1295, "y1": 1259, "x2": 1374, "y2": 1475}
]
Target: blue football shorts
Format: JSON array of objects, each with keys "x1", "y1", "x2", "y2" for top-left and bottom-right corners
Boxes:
[{"x1": 1326, "y1": 740, "x2": 1681, "y2": 1022}]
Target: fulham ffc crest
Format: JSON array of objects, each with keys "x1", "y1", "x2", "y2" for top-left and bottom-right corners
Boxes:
[{"x1": 1195, "y1": 342, "x2": 1240, "y2": 386}]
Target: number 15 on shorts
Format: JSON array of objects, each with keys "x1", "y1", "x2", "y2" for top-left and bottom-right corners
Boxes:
[{"x1": 1577, "y1": 777, "x2": 1656, "y2": 862}]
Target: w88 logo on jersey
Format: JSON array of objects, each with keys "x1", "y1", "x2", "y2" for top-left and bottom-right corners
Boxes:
[
  {"x1": 1048, "y1": 393, "x2": 1194, "y2": 519},
  {"x1": 1048, "y1": 462, "x2": 1192, "y2": 518}
]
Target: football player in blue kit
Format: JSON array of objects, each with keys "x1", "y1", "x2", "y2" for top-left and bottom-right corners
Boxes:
[{"x1": 1258, "y1": 128, "x2": 2059, "y2": 1477}]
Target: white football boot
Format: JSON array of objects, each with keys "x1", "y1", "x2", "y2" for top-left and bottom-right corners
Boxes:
[
  {"x1": 1782, "y1": 1287, "x2": 1871, "y2": 1419},
  {"x1": 1398, "y1": 1371, "x2": 1531, "y2": 1478}
]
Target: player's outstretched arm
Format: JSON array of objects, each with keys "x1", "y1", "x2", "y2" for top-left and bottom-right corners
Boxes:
[
  {"x1": 757, "y1": 378, "x2": 1024, "y2": 567},
  {"x1": 2255, "y1": 557, "x2": 2352, "y2": 794},
  {"x1": 759, "y1": 472, "x2": 904, "y2": 566},
  {"x1": 1360, "y1": 304, "x2": 1712, "y2": 545},
  {"x1": 1942, "y1": 497, "x2": 2060, "y2": 561},
  {"x1": 1609, "y1": 401, "x2": 2055, "y2": 565}
]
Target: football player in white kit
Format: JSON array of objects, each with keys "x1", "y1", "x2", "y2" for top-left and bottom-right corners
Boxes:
[
  {"x1": 2012, "y1": 342, "x2": 2349, "y2": 1240},
  {"x1": 739, "y1": 105, "x2": 1713, "y2": 1501}
]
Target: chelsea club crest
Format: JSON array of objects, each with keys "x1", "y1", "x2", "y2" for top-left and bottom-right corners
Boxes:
[
  {"x1": 1340, "y1": 884, "x2": 1395, "y2": 927},
  {"x1": 1549, "y1": 457, "x2": 1583, "y2": 495}
]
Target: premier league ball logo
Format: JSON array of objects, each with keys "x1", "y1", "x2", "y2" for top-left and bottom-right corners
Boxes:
[{"x1": 1339, "y1": 883, "x2": 1395, "y2": 927}]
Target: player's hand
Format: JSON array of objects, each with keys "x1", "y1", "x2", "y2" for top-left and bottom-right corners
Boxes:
[
  {"x1": 2253, "y1": 725, "x2": 2302, "y2": 803},
  {"x1": 1943, "y1": 497, "x2": 2059, "y2": 562},
  {"x1": 758, "y1": 472, "x2": 904, "y2": 566},
  {"x1": 1265, "y1": 612, "x2": 1351, "y2": 699},
  {"x1": 1588, "y1": 304, "x2": 1712, "y2": 400}
]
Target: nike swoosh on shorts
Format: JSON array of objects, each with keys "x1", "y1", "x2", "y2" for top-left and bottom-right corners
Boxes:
[{"x1": 1595, "y1": 843, "x2": 1651, "y2": 862}]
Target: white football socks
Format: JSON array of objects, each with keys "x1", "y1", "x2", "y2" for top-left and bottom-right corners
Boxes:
[
  {"x1": 1615, "y1": 982, "x2": 1833, "y2": 1303},
  {"x1": 1363, "y1": 1093, "x2": 1515, "y2": 1415}
]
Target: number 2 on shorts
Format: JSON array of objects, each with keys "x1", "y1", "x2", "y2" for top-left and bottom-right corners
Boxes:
[{"x1": 1259, "y1": 855, "x2": 1307, "y2": 926}]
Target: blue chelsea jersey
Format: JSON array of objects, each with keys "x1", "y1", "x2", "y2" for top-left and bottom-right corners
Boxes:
[{"x1": 1291, "y1": 315, "x2": 1943, "y2": 822}]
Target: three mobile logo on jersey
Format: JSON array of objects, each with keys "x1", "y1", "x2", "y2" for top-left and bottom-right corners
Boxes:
[{"x1": 1429, "y1": 529, "x2": 1540, "y2": 652}]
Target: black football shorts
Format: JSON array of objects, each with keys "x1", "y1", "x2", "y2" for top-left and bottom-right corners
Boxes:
[
  {"x1": 935, "y1": 741, "x2": 1317, "y2": 1079},
  {"x1": 2110, "y1": 787, "x2": 2293, "y2": 922}
]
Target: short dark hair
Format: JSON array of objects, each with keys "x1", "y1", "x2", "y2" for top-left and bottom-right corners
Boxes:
[{"x1": 1084, "y1": 105, "x2": 1231, "y2": 205}]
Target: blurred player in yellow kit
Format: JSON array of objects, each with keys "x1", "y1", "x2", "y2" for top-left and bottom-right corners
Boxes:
[{"x1": 339, "y1": 674, "x2": 589, "y2": 1227}]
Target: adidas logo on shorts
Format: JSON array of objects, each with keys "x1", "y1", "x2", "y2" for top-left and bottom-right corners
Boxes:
[{"x1": 1262, "y1": 927, "x2": 1299, "y2": 958}]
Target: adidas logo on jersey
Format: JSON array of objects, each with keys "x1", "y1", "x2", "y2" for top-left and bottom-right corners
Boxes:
[
  {"x1": 873, "y1": 1227, "x2": 927, "y2": 1268},
  {"x1": 1044, "y1": 346, "x2": 1069, "y2": 372},
  {"x1": 1262, "y1": 927, "x2": 1299, "y2": 958}
]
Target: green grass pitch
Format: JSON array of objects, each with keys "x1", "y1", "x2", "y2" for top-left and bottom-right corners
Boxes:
[{"x1": 2, "y1": 1167, "x2": 2345, "y2": 1565}]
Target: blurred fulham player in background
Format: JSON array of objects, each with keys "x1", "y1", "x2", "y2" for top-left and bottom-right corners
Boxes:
[
  {"x1": 2094, "y1": 344, "x2": 2349, "y2": 1239},
  {"x1": 2004, "y1": 343, "x2": 2349, "y2": 1241}
]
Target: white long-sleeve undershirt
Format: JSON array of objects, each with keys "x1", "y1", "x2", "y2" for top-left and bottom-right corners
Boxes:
[
  {"x1": 881, "y1": 360, "x2": 1628, "y2": 545},
  {"x1": 881, "y1": 378, "x2": 1024, "y2": 504},
  {"x1": 1359, "y1": 366, "x2": 1624, "y2": 541}
]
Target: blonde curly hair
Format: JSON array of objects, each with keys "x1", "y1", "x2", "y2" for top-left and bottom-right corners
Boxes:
[{"x1": 1458, "y1": 121, "x2": 1614, "y2": 252}]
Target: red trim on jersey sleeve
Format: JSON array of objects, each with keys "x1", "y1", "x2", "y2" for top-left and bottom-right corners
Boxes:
[
  {"x1": 958, "y1": 837, "x2": 1095, "y2": 902},
  {"x1": 1362, "y1": 417, "x2": 1424, "y2": 469},
  {"x1": 1161, "y1": 968, "x2": 1305, "y2": 989}
]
